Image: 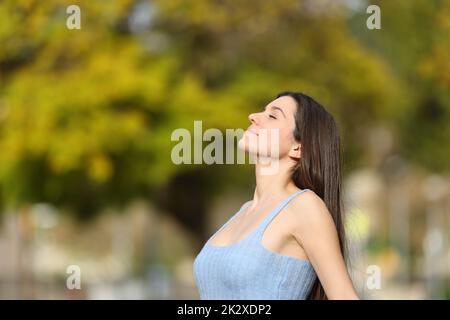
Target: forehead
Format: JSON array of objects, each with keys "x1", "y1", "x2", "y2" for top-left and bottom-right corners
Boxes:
[{"x1": 267, "y1": 96, "x2": 297, "y2": 115}]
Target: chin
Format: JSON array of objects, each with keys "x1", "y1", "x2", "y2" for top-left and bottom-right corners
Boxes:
[
  {"x1": 238, "y1": 136, "x2": 258, "y2": 155},
  {"x1": 239, "y1": 137, "x2": 280, "y2": 159}
]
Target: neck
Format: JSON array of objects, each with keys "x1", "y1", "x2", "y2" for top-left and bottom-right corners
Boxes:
[{"x1": 253, "y1": 157, "x2": 298, "y2": 204}]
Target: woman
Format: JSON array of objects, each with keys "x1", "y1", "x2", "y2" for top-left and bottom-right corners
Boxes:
[{"x1": 193, "y1": 91, "x2": 359, "y2": 300}]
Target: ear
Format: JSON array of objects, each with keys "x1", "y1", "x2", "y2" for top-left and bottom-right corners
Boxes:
[{"x1": 288, "y1": 144, "x2": 301, "y2": 160}]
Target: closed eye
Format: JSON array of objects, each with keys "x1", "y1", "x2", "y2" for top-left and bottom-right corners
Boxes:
[{"x1": 269, "y1": 115, "x2": 277, "y2": 119}]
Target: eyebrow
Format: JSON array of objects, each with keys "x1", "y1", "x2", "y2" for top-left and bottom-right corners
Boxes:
[{"x1": 266, "y1": 105, "x2": 286, "y2": 119}]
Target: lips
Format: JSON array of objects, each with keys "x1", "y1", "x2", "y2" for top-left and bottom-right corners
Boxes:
[{"x1": 246, "y1": 128, "x2": 258, "y2": 136}]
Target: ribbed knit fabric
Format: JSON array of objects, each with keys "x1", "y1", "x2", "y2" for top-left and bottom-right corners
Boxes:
[{"x1": 193, "y1": 189, "x2": 317, "y2": 300}]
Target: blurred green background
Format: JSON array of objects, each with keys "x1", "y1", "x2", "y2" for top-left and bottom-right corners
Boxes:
[{"x1": 0, "y1": 0, "x2": 449, "y2": 299}]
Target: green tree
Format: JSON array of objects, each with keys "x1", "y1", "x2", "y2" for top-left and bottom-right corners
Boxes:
[{"x1": 0, "y1": 0, "x2": 414, "y2": 226}]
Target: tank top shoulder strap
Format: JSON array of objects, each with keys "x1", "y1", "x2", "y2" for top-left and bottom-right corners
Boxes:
[{"x1": 255, "y1": 188, "x2": 311, "y2": 237}]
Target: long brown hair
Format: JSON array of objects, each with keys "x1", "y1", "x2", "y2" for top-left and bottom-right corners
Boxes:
[{"x1": 276, "y1": 91, "x2": 347, "y2": 300}]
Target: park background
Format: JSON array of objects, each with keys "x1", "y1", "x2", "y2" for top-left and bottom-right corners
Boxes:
[{"x1": 0, "y1": 0, "x2": 449, "y2": 299}]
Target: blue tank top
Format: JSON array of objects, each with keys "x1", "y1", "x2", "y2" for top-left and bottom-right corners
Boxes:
[{"x1": 193, "y1": 189, "x2": 317, "y2": 299}]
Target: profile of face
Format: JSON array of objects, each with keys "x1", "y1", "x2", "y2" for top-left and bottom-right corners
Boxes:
[{"x1": 238, "y1": 96, "x2": 301, "y2": 163}]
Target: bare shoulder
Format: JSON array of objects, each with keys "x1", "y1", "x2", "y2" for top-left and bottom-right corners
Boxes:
[
  {"x1": 240, "y1": 200, "x2": 253, "y2": 212},
  {"x1": 284, "y1": 189, "x2": 335, "y2": 233}
]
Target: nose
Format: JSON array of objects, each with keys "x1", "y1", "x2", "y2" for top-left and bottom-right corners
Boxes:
[{"x1": 248, "y1": 112, "x2": 257, "y2": 124}]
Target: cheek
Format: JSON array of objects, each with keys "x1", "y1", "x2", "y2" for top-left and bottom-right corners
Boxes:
[
  {"x1": 258, "y1": 129, "x2": 293, "y2": 156},
  {"x1": 277, "y1": 131, "x2": 295, "y2": 154}
]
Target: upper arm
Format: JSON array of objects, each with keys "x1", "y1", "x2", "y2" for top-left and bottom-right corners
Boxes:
[{"x1": 287, "y1": 191, "x2": 359, "y2": 300}]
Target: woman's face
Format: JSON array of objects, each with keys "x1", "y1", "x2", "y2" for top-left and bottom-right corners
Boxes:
[{"x1": 238, "y1": 96, "x2": 300, "y2": 161}]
